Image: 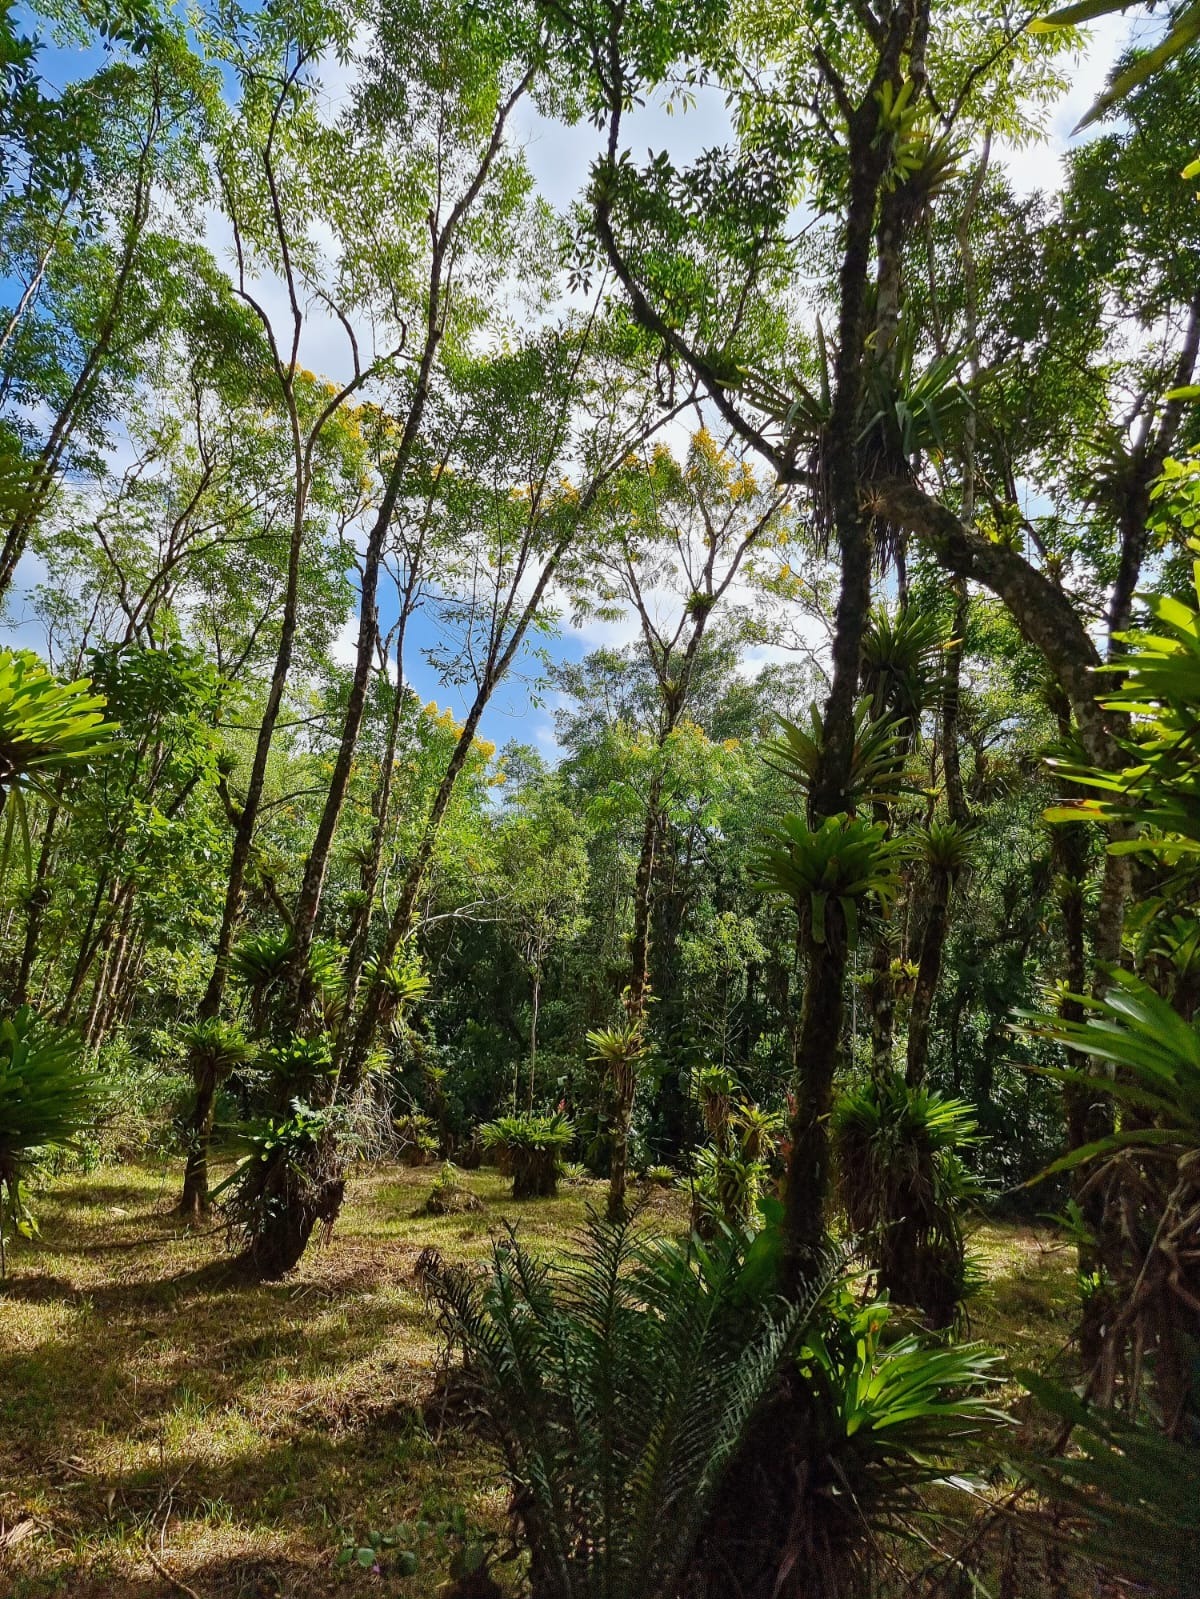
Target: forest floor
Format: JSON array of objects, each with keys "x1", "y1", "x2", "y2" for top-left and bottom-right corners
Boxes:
[{"x1": 0, "y1": 1162, "x2": 1079, "y2": 1599}]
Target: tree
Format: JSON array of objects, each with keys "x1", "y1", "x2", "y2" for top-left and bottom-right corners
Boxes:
[
  {"x1": 494, "y1": 780, "x2": 590, "y2": 1110},
  {"x1": 573, "y1": 428, "x2": 788, "y2": 1213}
]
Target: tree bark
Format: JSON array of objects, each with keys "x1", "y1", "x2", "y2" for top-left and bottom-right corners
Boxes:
[{"x1": 873, "y1": 478, "x2": 1123, "y2": 774}]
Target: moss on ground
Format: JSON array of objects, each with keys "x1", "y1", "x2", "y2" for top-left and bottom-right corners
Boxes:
[{"x1": 0, "y1": 1163, "x2": 1074, "y2": 1597}]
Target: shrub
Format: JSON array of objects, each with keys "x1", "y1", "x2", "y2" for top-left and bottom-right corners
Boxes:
[
  {"x1": 1018, "y1": 1375, "x2": 1200, "y2": 1598},
  {"x1": 213, "y1": 1100, "x2": 346, "y2": 1279},
  {"x1": 691, "y1": 1145, "x2": 766, "y2": 1234},
  {"x1": 424, "y1": 1206, "x2": 836, "y2": 1599},
  {"x1": 394, "y1": 1110, "x2": 439, "y2": 1166},
  {"x1": 422, "y1": 1162, "x2": 484, "y2": 1216},
  {"x1": 0, "y1": 1008, "x2": 102, "y2": 1275},
  {"x1": 690, "y1": 1101, "x2": 783, "y2": 1235},
  {"x1": 480, "y1": 1112, "x2": 574, "y2": 1199},
  {"x1": 832, "y1": 1072, "x2": 980, "y2": 1327},
  {"x1": 703, "y1": 1289, "x2": 1008, "y2": 1594},
  {"x1": 639, "y1": 1163, "x2": 675, "y2": 1187}
]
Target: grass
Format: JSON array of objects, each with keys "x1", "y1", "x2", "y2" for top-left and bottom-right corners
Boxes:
[{"x1": 0, "y1": 1161, "x2": 1075, "y2": 1598}]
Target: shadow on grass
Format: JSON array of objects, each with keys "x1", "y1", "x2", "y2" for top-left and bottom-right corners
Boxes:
[
  {"x1": 0, "y1": 1245, "x2": 434, "y2": 1448},
  {"x1": 13, "y1": 1550, "x2": 321, "y2": 1599}
]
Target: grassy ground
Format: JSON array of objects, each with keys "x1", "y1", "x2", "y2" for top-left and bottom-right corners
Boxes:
[{"x1": 0, "y1": 1161, "x2": 1077, "y2": 1599}]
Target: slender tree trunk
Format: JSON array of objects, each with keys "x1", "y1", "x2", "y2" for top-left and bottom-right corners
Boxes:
[
  {"x1": 606, "y1": 794, "x2": 661, "y2": 1219},
  {"x1": 281, "y1": 324, "x2": 442, "y2": 1026},
  {"x1": 905, "y1": 869, "x2": 950, "y2": 1087},
  {"x1": 58, "y1": 874, "x2": 111, "y2": 1020},
  {"x1": 528, "y1": 967, "x2": 540, "y2": 1113},
  {"x1": 178, "y1": 446, "x2": 311, "y2": 1212},
  {"x1": 180, "y1": 1064, "x2": 219, "y2": 1219},
  {"x1": 281, "y1": 64, "x2": 537, "y2": 1030},
  {"x1": 868, "y1": 934, "x2": 896, "y2": 1079},
  {"x1": 942, "y1": 579, "x2": 970, "y2": 827},
  {"x1": 779, "y1": 71, "x2": 896, "y2": 1286},
  {"x1": 783, "y1": 926, "x2": 849, "y2": 1271},
  {"x1": 13, "y1": 801, "x2": 62, "y2": 1006},
  {"x1": 85, "y1": 899, "x2": 135, "y2": 1047},
  {"x1": 1106, "y1": 289, "x2": 1200, "y2": 651},
  {"x1": 342, "y1": 619, "x2": 409, "y2": 1023}
]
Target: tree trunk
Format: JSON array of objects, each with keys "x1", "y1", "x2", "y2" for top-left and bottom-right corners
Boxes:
[
  {"x1": 177, "y1": 438, "x2": 310, "y2": 1211},
  {"x1": 779, "y1": 87, "x2": 888, "y2": 1286},
  {"x1": 867, "y1": 932, "x2": 896, "y2": 1079},
  {"x1": 13, "y1": 801, "x2": 62, "y2": 1006},
  {"x1": 528, "y1": 967, "x2": 540, "y2": 1112},
  {"x1": 782, "y1": 927, "x2": 849, "y2": 1283},
  {"x1": 905, "y1": 871, "x2": 950, "y2": 1087},
  {"x1": 180, "y1": 1064, "x2": 218, "y2": 1219},
  {"x1": 942, "y1": 580, "x2": 970, "y2": 827}
]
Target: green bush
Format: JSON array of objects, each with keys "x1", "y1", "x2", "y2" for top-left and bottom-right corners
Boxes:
[
  {"x1": 425, "y1": 1207, "x2": 835, "y2": 1599},
  {"x1": 0, "y1": 1007, "x2": 103, "y2": 1274},
  {"x1": 394, "y1": 1110, "x2": 439, "y2": 1166},
  {"x1": 421, "y1": 1161, "x2": 484, "y2": 1216},
  {"x1": 705, "y1": 1289, "x2": 1008, "y2": 1593},
  {"x1": 832, "y1": 1072, "x2": 981, "y2": 1327},
  {"x1": 213, "y1": 1101, "x2": 347, "y2": 1278},
  {"x1": 480, "y1": 1112, "x2": 574, "y2": 1199},
  {"x1": 638, "y1": 1163, "x2": 675, "y2": 1187}
]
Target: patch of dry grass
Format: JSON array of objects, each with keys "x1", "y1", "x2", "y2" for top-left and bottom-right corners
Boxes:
[
  {"x1": 0, "y1": 1162, "x2": 1073, "y2": 1598},
  {"x1": 0, "y1": 1162, "x2": 681, "y2": 1598}
]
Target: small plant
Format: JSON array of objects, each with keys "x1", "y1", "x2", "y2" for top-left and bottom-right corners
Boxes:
[
  {"x1": 336, "y1": 1523, "x2": 419, "y2": 1577},
  {"x1": 639, "y1": 1163, "x2": 676, "y2": 1187},
  {"x1": 336, "y1": 1507, "x2": 496, "y2": 1587},
  {"x1": 424, "y1": 1207, "x2": 836, "y2": 1599},
  {"x1": 692, "y1": 1144, "x2": 766, "y2": 1233},
  {"x1": 422, "y1": 1161, "x2": 483, "y2": 1216},
  {"x1": 763, "y1": 697, "x2": 913, "y2": 813},
  {"x1": 0, "y1": 1008, "x2": 102, "y2": 1276},
  {"x1": 561, "y1": 1160, "x2": 594, "y2": 1186},
  {"x1": 394, "y1": 1110, "x2": 439, "y2": 1166},
  {"x1": 704, "y1": 1289, "x2": 1008, "y2": 1594},
  {"x1": 480, "y1": 1111, "x2": 574, "y2": 1199},
  {"x1": 0, "y1": 651, "x2": 115, "y2": 787},
  {"x1": 691, "y1": 1064, "x2": 740, "y2": 1149},
  {"x1": 689, "y1": 1091, "x2": 783, "y2": 1234},
  {"x1": 731, "y1": 1102, "x2": 784, "y2": 1163},
  {"x1": 261, "y1": 1033, "x2": 333, "y2": 1096},
  {"x1": 362, "y1": 953, "x2": 430, "y2": 1031},
  {"x1": 0, "y1": 652, "x2": 116, "y2": 879},
  {"x1": 754, "y1": 811, "x2": 906, "y2": 947},
  {"x1": 230, "y1": 930, "x2": 345, "y2": 1035}
]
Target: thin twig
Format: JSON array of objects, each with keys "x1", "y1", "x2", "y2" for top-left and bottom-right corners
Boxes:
[{"x1": 144, "y1": 1540, "x2": 205, "y2": 1599}]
